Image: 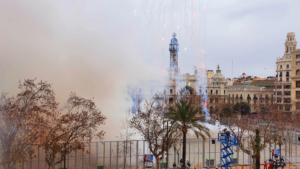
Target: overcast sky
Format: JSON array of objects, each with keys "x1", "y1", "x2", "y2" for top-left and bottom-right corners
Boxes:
[{"x1": 0, "y1": 0, "x2": 299, "y2": 139}]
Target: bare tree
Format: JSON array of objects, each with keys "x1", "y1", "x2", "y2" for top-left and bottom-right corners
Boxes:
[
  {"x1": 40, "y1": 92, "x2": 107, "y2": 169},
  {"x1": 0, "y1": 79, "x2": 59, "y2": 169},
  {"x1": 130, "y1": 94, "x2": 181, "y2": 169},
  {"x1": 220, "y1": 102, "x2": 291, "y2": 169},
  {"x1": 117, "y1": 111, "x2": 136, "y2": 167}
]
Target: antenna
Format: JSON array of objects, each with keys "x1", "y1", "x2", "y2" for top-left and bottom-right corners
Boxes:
[{"x1": 232, "y1": 59, "x2": 233, "y2": 79}]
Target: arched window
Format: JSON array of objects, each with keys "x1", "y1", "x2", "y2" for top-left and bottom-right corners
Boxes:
[
  {"x1": 211, "y1": 90, "x2": 213, "y2": 94},
  {"x1": 216, "y1": 90, "x2": 218, "y2": 95},
  {"x1": 287, "y1": 64, "x2": 289, "y2": 68},
  {"x1": 169, "y1": 97, "x2": 174, "y2": 104},
  {"x1": 296, "y1": 70, "x2": 300, "y2": 75},
  {"x1": 224, "y1": 90, "x2": 226, "y2": 95}
]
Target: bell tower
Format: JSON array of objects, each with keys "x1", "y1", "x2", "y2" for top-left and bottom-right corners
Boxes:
[
  {"x1": 285, "y1": 32, "x2": 297, "y2": 54},
  {"x1": 169, "y1": 32, "x2": 179, "y2": 68}
]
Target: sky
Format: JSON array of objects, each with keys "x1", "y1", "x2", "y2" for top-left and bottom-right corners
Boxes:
[{"x1": 0, "y1": 0, "x2": 299, "y2": 140}]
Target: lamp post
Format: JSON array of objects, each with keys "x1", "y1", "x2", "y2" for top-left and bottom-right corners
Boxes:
[
  {"x1": 173, "y1": 162, "x2": 177, "y2": 169},
  {"x1": 272, "y1": 135, "x2": 286, "y2": 169},
  {"x1": 166, "y1": 120, "x2": 169, "y2": 169},
  {"x1": 187, "y1": 161, "x2": 191, "y2": 169},
  {"x1": 180, "y1": 159, "x2": 183, "y2": 167}
]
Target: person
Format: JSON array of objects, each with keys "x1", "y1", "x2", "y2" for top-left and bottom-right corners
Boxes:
[
  {"x1": 264, "y1": 161, "x2": 267, "y2": 169},
  {"x1": 226, "y1": 131, "x2": 230, "y2": 143},
  {"x1": 269, "y1": 161, "x2": 273, "y2": 169}
]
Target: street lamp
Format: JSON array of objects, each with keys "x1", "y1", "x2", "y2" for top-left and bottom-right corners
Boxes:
[
  {"x1": 187, "y1": 161, "x2": 191, "y2": 169},
  {"x1": 173, "y1": 162, "x2": 177, "y2": 169},
  {"x1": 180, "y1": 159, "x2": 183, "y2": 167},
  {"x1": 272, "y1": 136, "x2": 286, "y2": 169}
]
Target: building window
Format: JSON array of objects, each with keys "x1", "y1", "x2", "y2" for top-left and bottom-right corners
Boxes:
[
  {"x1": 216, "y1": 90, "x2": 218, "y2": 95},
  {"x1": 287, "y1": 64, "x2": 289, "y2": 68},
  {"x1": 254, "y1": 94, "x2": 258, "y2": 100},
  {"x1": 286, "y1": 47, "x2": 288, "y2": 53},
  {"x1": 210, "y1": 90, "x2": 213, "y2": 94},
  {"x1": 297, "y1": 55, "x2": 300, "y2": 59},
  {"x1": 277, "y1": 98, "x2": 282, "y2": 103},
  {"x1": 277, "y1": 85, "x2": 281, "y2": 89},
  {"x1": 287, "y1": 78, "x2": 289, "y2": 82},
  {"x1": 235, "y1": 94, "x2": 238, "y2": 99},
  {"x1": 277, "y1": 91, "x2": 282, "y2": 95},
  {"x1": 284, "y1": 85, "x2": 291, "y2": 89},
  {"x1": 285, "y1": 105, "x2": 291, "y2": 111},
  {"x1": 210, "y1": 98, "x2": 213, "y2": 103},
  {"x1": 240, "y1": 94, "x2": 243, "y2": 99},
  {"x1": 280, "y1": 78, "x2": 282, "y2": 82},
  {"x1": 296, "y1": 91, "x2": 300, "y2": 99},
  {"x1": 284, "y1": 98, "x2": 291, "y2": 103},
  {"x1": 297, "y1": 62, "x2": 300, "y2": 65},
  {"x1": 297, "y1": 81, "x2": 300, "y2": 88},
  {"x1": 199, "y1": 89, "x2": 202, "y2": 94},
  {"x1": 284, "y1": 91, "x2": 291, "y2": 96},
  {"x1": 280, "y1": 65, "x2": 282, "y2": 69},
  {"x1": 279, "y1": 72, "x2": 282, "y2": 77},
  {"x1": 286, "y1": 72, "x2": 290, "y2": 77},
  {"x1": 296, "y1": 102, "x2": 300, "y2": 110},
  {"x1": 215, "y1": 98, "x2": 218, "y2": 103},
  {"x1": 170, "y1": 89, "x2": 173, "y2": 94},
  {"x1": 297, "y1": 70, "x2": 300, "y2": 75},
  {"x1": 247, "y1": 94, "x2": 251, "y2": 100}
]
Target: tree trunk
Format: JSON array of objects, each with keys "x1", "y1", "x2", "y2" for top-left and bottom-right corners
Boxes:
[
  {"x1": 255, "y1": 154, "x2": 260, "y2": 169},
  {"x1": 182, "y1": 132, "x2": 187, "y2": 169},
  {"x1": 252, "y1": 154, "x2": 260, "y2": 169},
  {"x1": 155, "y1": 156, "x2": 160, "y2": 169}
]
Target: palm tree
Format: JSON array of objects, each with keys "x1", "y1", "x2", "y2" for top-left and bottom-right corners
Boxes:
[{"x1": 165, "y1": 99, "x2": 211, "y2": 169}]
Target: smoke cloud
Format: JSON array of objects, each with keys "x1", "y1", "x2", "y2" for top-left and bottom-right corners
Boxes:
[{"x1": 0, "y1": 0, "x2": 166, "y2": 140}]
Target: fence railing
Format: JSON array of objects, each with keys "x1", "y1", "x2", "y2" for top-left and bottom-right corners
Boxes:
[{"x1": 4, "y1": 136, "x2": 300, "y2": 169}]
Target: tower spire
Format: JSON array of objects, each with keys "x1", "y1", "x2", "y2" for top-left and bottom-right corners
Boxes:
[{"x1": 169, "y1": 32, "x2": 179, "y2": 68}]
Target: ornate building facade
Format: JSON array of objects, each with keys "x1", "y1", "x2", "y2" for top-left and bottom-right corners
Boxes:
[
  {"x1": 127, "y1": 33, "x2": 274, "y2": 114},
  {"x1": 274, "y1": 32, "x2": 297, "y2": 113}
]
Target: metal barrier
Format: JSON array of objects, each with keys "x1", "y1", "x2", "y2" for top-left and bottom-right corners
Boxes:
[{"x1": 3, "y1": 137, "x2": 300, "y2": 169}]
